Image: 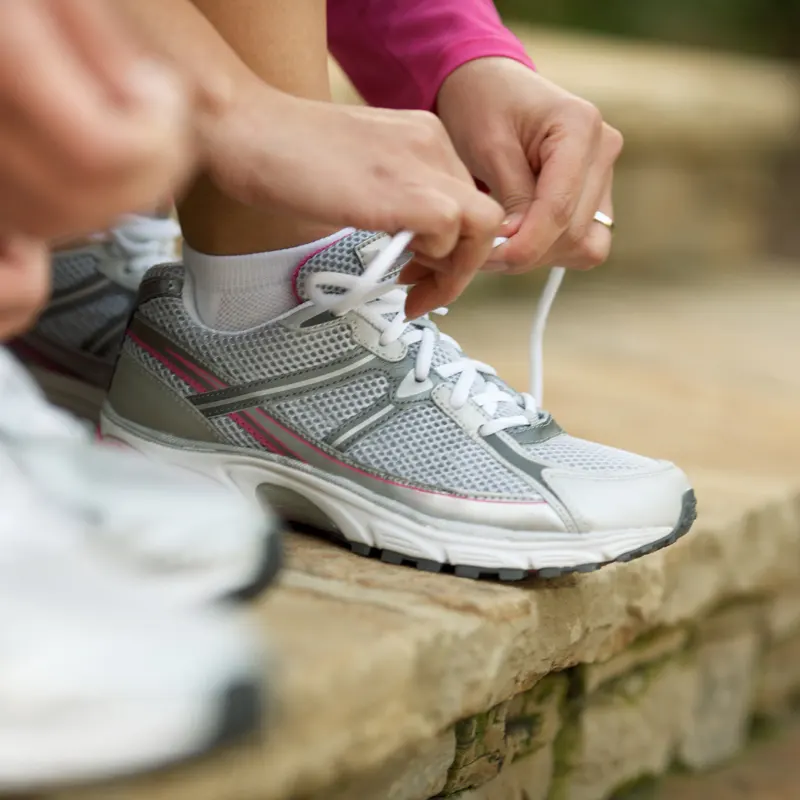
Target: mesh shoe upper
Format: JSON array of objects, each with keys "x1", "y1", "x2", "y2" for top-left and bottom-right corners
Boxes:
[
  {"x1": 119, "y1": 231, "x2": 680, "y2": 525},
  {"x1": 15, "y1": 216, "x2": 179, "y2": 389}
]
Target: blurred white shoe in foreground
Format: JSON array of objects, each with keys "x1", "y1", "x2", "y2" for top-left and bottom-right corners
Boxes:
[
  {"x1": 0, "y1": 345, "x2": 281, "y2": 604},
  {"x1": 0, "y1": 558, "x2": 265, "y2": 789}
]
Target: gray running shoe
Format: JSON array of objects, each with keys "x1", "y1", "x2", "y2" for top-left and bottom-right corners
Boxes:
[
  {"x1": 100, "y1": 230, "x2": 696, "y2": 581},
  {"x1": 13, "y1": 214, "x2": 179, "y2": 420}
]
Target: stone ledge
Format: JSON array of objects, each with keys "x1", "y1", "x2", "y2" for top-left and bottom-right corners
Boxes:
[
  {"x1": 46, "y1": 273, "x2": 800, "y2": 800},
  {"x1": 49, "y1": 470, "x2": 800, "y2": 800}
]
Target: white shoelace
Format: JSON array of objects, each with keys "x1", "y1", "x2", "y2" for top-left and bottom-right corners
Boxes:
[
  {"x1": 306, "y1": 230, "x2": 565, "y2": 438},
  {"x1": 101, "y1": 214, "x2": 181, "y2": 290}
]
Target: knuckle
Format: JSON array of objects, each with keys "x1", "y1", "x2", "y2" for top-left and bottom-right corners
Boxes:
[
  {"x1": 500, "y1": 191, "x2": 534, "y2": 212},
  {"x1": 405, "y1": 111, "x2": 446, "y2": 148},
  {"x1": 549, "y1": 196, "x2": 573, "y2": 231},
  {"x1": 410, "y1": 126, "x2": 440, "y2": 152},
  {"x1": 408, "y1": 119, "x2": 448, "y2": 154},
  {"x1": 411, "y1": 110, "x2": 445, "y2": 132},
  {"x1": 575, "y1": 234, "x2": 610, "y2": 269},
  {"x1": 507, "y1": 243, "x2": 541, "y2": 269},
  {"x1": 477, "y1": 195, "x2": 505, "y2": 228},
  {"x1": 432, "y1": 198, "x2": 461, "y2": 231},
  {"x1": 580, "y1": 100, "x2": 604, "y2": 131},
  {"x1": 603, "y1": 124, "x2": 624, "y2": 160}
]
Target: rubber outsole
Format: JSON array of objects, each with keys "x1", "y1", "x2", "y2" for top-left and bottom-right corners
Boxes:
[
  {"x1": 224, "y1": 524, "x2": 283, "y2": 603},
  {"x1": 324, "y1": 489, "x2": 697, "y2": 582}
]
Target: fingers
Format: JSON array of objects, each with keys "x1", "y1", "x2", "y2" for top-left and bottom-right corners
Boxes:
[
  {"x1": 402, "y1": 196, "x2": 503, "y2": 318},
  {"x1": 402, "y1": 184, "x2": 502, "y2": 317},
  {"x1": 410, "y1": 177, "x2": 502, "y2": 255},
  {"x1": 474, "y1": 128, "x2": 537, "y2": 271},
  {"x1": 493, "y1": 118, "x2": 622, "y2": 273},
  {"x1": 405, "y1": 268, "x2": 473, "y2": 320},
  {"x1": 552, "y1": 168, "x2": 613, "y2": 270},
  {"x1": 572, "y1": 183, "x2": 614, "y2": 271},
  {"x1": 0, "y1": 236, "x2": 49, "y2": 341},
  {"x1": 48, "y1": 0, "x2": 145, "y2": 104},
  {"x1": 0, "y1": 0, "x2": 193, "y2": 240},
  {"x1": 534, "y1": 124, "x2": 621, "y2": 271},
  {"x1": 498, "y1": 101, "x2": 600, "y2": 268}
]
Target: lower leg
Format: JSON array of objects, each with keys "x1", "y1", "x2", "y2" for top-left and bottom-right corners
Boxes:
[{"x1": 178, "y1": 0, "x2": 336, "y2": 256}]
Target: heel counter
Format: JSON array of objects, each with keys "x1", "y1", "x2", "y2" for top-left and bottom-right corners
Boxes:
[
  {"x1": 108, "y1": 262, "x2": 224, "y2": 444},
  {"x1": 107, "y1": 349, "x2": 223, "y2": 445},
  {"x1": 136, "y1": 263, "x2": 185, "y2": 306}
]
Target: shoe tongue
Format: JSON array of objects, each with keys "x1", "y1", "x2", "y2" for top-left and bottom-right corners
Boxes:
[{"x1": 293, "y1": 230, "x2": 412, "y2": 302}]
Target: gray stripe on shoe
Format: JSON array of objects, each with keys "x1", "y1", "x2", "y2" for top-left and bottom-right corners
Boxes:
[
  {"x1": 45, "y1": 276, "x2": 114, "y2": 314},
  {"x1": 191, "y1": 354, "x2": 376, "y2": 416},
  {"x1": 330, "y1": 403, "x2": 396, "y2": 448}
]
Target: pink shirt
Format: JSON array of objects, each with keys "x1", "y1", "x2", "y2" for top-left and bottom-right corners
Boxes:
[{"x1": 327, "y1": 0, "x2": 535, "y2": 111}]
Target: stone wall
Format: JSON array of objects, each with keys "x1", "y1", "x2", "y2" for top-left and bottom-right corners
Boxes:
[
  {"x1": 330, "y1": 27, "x2": 800, "y2": 275},
  {"x1": 334, "y1": 597, "x2": 800, "y2": 800},
  {"x1": 45, "y1": 273, "x2": 800, "y2": 800}
]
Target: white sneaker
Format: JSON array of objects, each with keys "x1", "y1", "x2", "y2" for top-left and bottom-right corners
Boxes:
[
  {"x1": 0, "y1": 556, "x2": 265, "y2": 789},
  {"x1": 99, "y1": 230, "x2": 696, "y2": 581},
  {"x1": 0, "y1": 346, "x2": 281, "y2": 603}
]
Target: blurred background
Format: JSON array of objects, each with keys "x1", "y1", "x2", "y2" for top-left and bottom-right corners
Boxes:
[
  {"x1": 329, "y1": 3, "x2": 800, "y2": 479},
  {"x1": 332, "y1": 1, "x2": 800, "y2": 279},
  {"x1": 494, "y1": 0, "x2": 800, "y2": 58},
  {"x1": 489, "y1": 0, "x2": 800, "y2": 278}
]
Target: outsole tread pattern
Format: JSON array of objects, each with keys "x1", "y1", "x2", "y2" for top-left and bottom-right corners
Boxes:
[{"x1": 336, "y1": 489, "x2": 698, "y2": 582}]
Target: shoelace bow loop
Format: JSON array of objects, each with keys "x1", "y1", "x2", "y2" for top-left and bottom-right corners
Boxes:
[{"x1": 305, "y1": 231, "x2": 563, "y2": 437}]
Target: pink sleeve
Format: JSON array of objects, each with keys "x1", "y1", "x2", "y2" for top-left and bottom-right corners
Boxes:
[{"x1": 328, "y1": 0, "x2": 535, "y2": 111}]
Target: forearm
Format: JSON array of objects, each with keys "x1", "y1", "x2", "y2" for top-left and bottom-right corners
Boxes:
[
  {"x1": 328, "y1": 0, "x2": 534, "y2": 111},
  {"x1": 114, "y1": 0, "x2": 265, "y2": 132}
]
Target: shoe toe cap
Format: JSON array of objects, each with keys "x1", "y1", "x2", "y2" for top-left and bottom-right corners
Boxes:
[{"x1": 544, "y1": 460, "x2": 692, "y2": 534}]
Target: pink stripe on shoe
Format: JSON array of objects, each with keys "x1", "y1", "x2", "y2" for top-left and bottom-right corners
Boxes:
[
  {"x1": 250, "y1": 408, "x2": 545, "y2": 505},
  {"x1": 167, "y1": 349, "x2": 227, "y2": 389},
  {"x1": 290, "y1": 230, "x2": 353, "y2": 303},
  {"x1": 127, "y1": 331, "x2": 208, "y2": 394},
  {"x1": 230, "y1": 410, "x2": 294, "y2": 458}
]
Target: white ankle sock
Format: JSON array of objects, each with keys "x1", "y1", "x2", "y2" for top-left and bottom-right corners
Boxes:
[{"x1": 184, "y1": 229, "x2": 351, "y2": 331}]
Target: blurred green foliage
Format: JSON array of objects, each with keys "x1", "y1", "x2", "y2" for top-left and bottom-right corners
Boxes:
[{"x1": 494, "y1": 0, "x2": 800, "y2": 58}]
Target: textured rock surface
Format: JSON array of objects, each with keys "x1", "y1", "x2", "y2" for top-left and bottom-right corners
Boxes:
[
  {"x1": 45, "y1": 274, "x2": 800, "y2": 800},
  {"x1": 561, "y1": 660, "x2": 696, "y2": 800},
  {"x1": 451, "y1": 746, "x2": 554, "y2": 800},
  {"x1": 443, "y1": 674, "x2": 567, "y2": 794},
  {"x1": 658, "y1": 721, "x2": 800, "y2": 800},
  {"x1": 677, "y1": 627, "x2": 760, "y2": 769},
  {"x1": 318, "y1": 733, "x2": 456, "y2": 800},
  {"x1": 580, "y1": 629, "x2": 689, "y2": 694},
  {"x1": 756, "y1": 634, "x2": 800, "y2": 718}
]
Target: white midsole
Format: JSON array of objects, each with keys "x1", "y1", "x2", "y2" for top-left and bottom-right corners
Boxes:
[{"x1": 101, "y1": 412, "x2": 674, "y2": 571}]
